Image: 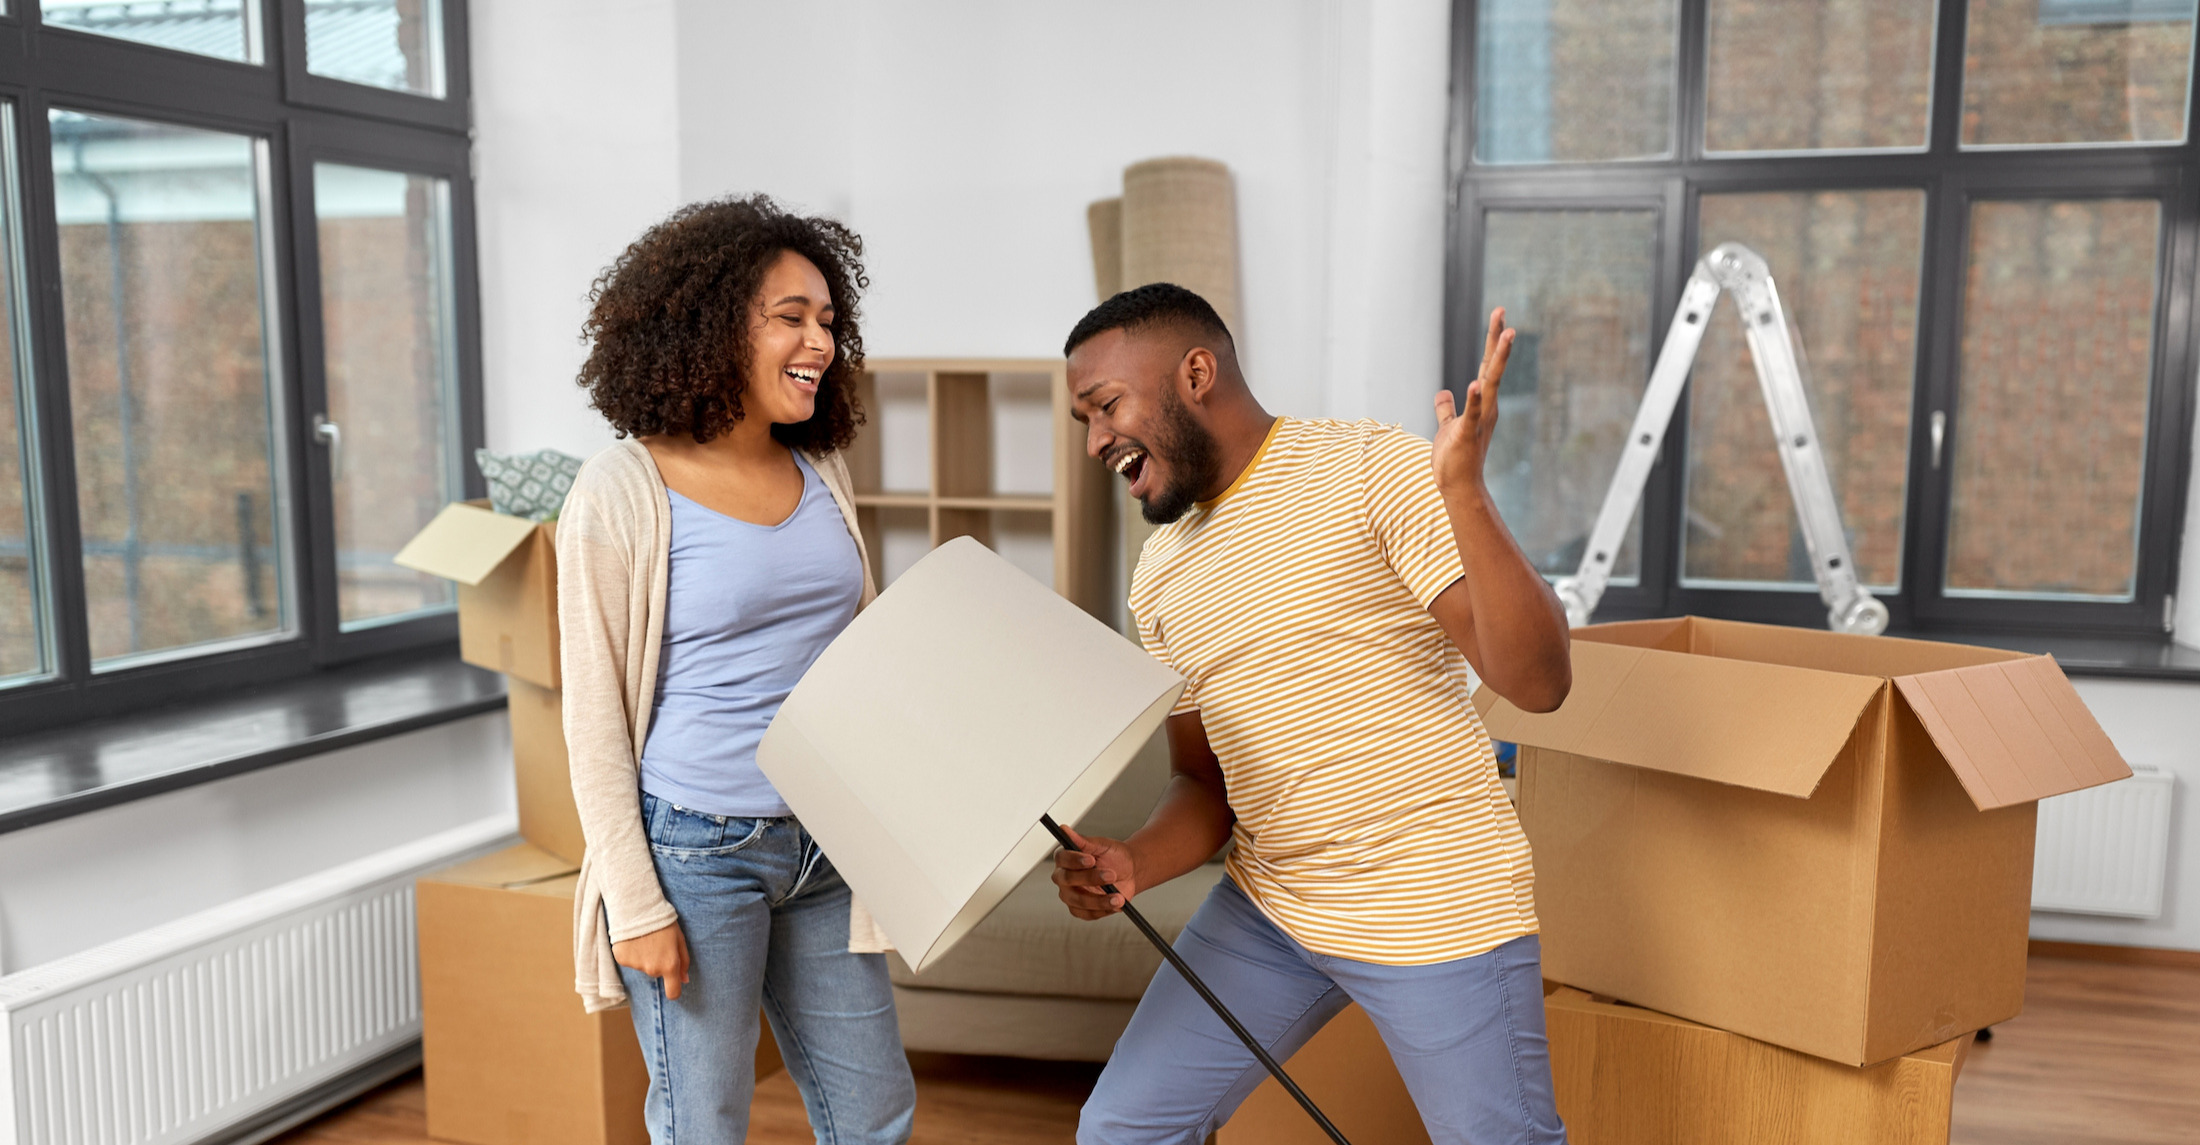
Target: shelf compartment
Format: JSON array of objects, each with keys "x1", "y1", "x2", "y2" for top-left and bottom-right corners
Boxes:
[
  {"x1": 857, "y1": 504, "x2": 931, "y2": 590},
  {"x1": 850, "y1": 369, "x2": 930, "y2": 496},
  {"x1": 931, "y1": 371, "x2": 994, "y2": 499}
]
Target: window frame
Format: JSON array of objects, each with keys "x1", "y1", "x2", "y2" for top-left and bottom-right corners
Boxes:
[
  {"x1": 0, "y1": 0, "x2": 479, "y2": 735},
  {"x1": 286, "y1": 118, "x2": 482, "y2": 662},
  {"x1": 1447, "y1": 0, "x2": 2199, "y2": 638}
]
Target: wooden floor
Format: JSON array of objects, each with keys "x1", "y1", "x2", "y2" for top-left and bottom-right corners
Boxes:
[
  {"x1": 277, "y1": 956, "x2": 2198, "y2": 1145},
  {"x1": 1949, "y1": 956, "x2": 2200, "y2": 1145}
]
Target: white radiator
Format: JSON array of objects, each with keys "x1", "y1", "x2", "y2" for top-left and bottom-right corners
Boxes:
[
  {"x1": 0, "y1": 818, "x2": 514, "y2": 1145},
  {"x1": 2032, "y1": 766, "x2": 2176, "y2": 919}
]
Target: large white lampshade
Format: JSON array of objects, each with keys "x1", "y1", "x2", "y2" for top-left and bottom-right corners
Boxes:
[{"x1": 756, "y1": 537, "x2": 1185, "y2": 973}]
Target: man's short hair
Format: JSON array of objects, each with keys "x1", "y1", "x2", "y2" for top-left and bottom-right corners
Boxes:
[{"x1": 1063, "y1": 282, "x2": 1235, "y2": 358}]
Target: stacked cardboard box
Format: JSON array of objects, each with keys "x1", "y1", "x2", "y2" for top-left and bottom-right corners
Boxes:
[
  {"x1": 396, "y1": 502, "x2": 582, "y2": 865},
  {"x1": 1481, "y1": 617, "x2": 2128, "y2": 1067},
  {"x1": 418, "y1": 844, "x2": 785, "y2": 1145},
  {"x1": 1225, "y1": 618, "x2": 2129, "y2": 1142},
  {"x1": 1222, "y1": 992, "x2": 1975, "y2": 1145},
  {"x1": 1541, "y1": 987, "x2": 1972, "y2": 1145},
  {"x1": 399, "y1": 502, "x2": 779, "y2": 1144}
]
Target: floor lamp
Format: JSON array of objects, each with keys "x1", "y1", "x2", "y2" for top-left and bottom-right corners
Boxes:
[{"x1": 759, "y1": 539, "x2": 1350, "y2": 1143}]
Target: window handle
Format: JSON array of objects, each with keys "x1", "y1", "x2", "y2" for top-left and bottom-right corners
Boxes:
[
  {"x1": 1929, "y1": 410, "x2": 1945, "y2": 470},
  {"x1": 314, "y1": 414, "x2": 343, "y2": 480}
]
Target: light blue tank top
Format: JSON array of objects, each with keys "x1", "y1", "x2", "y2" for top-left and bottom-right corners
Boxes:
[{"x1": 638, "y1": 452, "x2": 862, "y2": 817}]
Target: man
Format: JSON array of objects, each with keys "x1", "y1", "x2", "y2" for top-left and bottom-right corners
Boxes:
[{"x1": 1055, "y1": 283, "x2": 1571, "y2": 1144}]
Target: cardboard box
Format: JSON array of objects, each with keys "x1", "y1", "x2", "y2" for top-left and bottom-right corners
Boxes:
[
  {"x1": 1480, "y1": 617, "x2": 2129, "y2": 1065},
  {"x1": 418, "y1": 843, "x2": 782, "y2": 1145},
  {"x1": 1220, "y1": 989, "x2": 1971, "y2": 1145},
  {"x1": 1215, "y1": 1004, "x2": 1433, "y2": 1145},
  {"x1": 1545, "y1": 986, "x2": 1971, "y2": 1145},
  {"x1": 509, "y1": 678, "x2": 585, "y2": 865},
  {"x1": 394, "y1": 501, "x2": 560, "y2": 689}
]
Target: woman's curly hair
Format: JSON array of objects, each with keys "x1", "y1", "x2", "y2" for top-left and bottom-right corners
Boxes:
[{"x1": 578, "y1": 194, "x2": 867, "y2": 453}]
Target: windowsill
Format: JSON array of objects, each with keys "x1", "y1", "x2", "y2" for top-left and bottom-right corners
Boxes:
[
  {"x1": 0, "y1": 648, "x2": 507, "y2": 835},
  {"x1": 1883, "y1": 627, "x2": 2200, "y2": 682}
]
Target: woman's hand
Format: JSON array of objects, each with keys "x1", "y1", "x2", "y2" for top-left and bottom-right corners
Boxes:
[
  {"x1": 613, "y1": 921, "x2": 692, "y2": 999},
  {"x1": 1051, "y1": 823, "x2": 1143, "y2": 920}
]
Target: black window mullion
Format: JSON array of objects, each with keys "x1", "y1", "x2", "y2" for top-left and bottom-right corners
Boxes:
[
  {"x1": 1899, "y1": 166, "x2": 1964, "y2": 629},
  {"x1": 1640, "y1": 172, "x2": 1693, "y2": 615},
  {"x1": 447, "y1": 148, "x2": 486, "y2": 507},
  {"x1": 2139, "y1": 168, "x2": 2197, "y2": 632},
  {"x1": 276, "y1": 121, "x2": 339, "y2": 661},
  {"x1": 16, "y1": 88, "x2": 92, "y2": 690},
  {"x1": 1675, "y1": 0, "x2": 1707, "y2": 165},
  {"x1": 1928, "y1": 0, "x2": 1969, "y2": 158}
]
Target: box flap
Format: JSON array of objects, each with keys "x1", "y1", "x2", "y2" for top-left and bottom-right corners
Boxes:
[
  {"x1": 1573, "y1": 616, "x2": 1694, "y2": 652},
  {"x1": 421, "y1": 841, "x2": 577, "y2": 889},
  {"x1": 1686, "y1": 617, "x2": 2023, "y2": 678},
  {"x1": 1894, "y1": 655, "x2": 2132, "y2": 810},
  {"x1": 1481, "y1": 639, "x2": 1884, "y2": 797},
  {"x1": 393, "y1": 502, "x2": 538, "y2": 586}
]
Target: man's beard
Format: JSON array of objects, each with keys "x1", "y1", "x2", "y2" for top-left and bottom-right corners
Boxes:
[{"x1": 1139, "y1": 387, "x2": 1223, "y2": 525}]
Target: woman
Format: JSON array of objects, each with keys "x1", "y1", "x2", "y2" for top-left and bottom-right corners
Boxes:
[{"x1": 558, "y1": 194, "x2": 915, "y2": 1144}]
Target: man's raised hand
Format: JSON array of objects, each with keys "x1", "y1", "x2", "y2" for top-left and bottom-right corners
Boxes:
[{"x1": 1434, "y1": 307, "x2": 1515, "y2": 493}]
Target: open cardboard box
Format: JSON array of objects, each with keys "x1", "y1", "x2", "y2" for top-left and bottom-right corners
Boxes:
[
  {"x1": 1478, "y1": 617, "x2": 2130, "y2": 1066},
  {"x1": 418, "y1": 843, "x2": 782, "y2": 1145},
  {"x1": 393, "y1": 501, "x2": 559, "y2": 689}
]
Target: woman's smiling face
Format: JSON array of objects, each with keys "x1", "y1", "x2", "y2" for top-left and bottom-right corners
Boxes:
[{"x1": 744, "y1": 249, "x2": 836, "y2": 427}]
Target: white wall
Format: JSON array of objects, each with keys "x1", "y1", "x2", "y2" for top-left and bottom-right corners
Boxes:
[
  {"x1": 470, "y1": 0, "x2": 684, "y2": 461},
  {"x1": 2029, "y1": 678, "x2": 2200, "y2": 951},
  {"x1": 459, "y1": 0, "x2": 1460, "y2": 456},
  {"x1": 0, "y1": 715, "x2": 513, "y2": 974},
  {"x1": 668, "y1": 0, "x2": 1460, "y2": 429}
]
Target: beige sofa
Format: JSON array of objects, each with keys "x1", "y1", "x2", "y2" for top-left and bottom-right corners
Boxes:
[{"x1": 889, "y1": 731, "x2": 1227, "y2": 1061}]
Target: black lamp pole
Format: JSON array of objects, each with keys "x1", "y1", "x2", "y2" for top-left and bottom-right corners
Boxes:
[{"x1": 1040, "y1": 815, "x2": 1352, "y2": 1145}]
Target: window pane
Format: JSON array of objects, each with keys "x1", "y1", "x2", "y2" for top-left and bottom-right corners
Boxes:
[
  {"x1": 316, "y1": 163, "x2": 460, "y2": 629},
  {"x1": 0, "y1": 106, "x2": 48, "y2": 687},
  {"x1": 1705, "y1": 0, "x2": 1935, "y2": 152},
  {"x1": 1962, "y1": 0, "x2": 2195, "y2": 146},
  {"x1": 1684, "y1": 191, "x2": 1925, "y2": 591},
  {"x1": 1476, "y1": 0, "x2": 1678, "y2": 163},
  {"x1": 41, "y1": 0, "x2": 261, "y2": 64},
  {"x1": 1480, "y1": 209, "x2": 1659, "y2": 580},
  {"x1": 51, "y1": 111, "x2": 288, "y2": 667},
  {"x1": 1948, "y1": 200, "x2": 2157, "y2": 599},
  {"x1": 307, "y1": 0, "x2": 446, "y2": 97}
]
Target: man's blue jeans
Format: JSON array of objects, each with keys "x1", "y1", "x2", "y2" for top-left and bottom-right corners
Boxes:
[
  {"x1": 1081, "y1": 877, "x2": 1567, "y2": 1144},
  {"x1": 619, "y1": 793, "x2": 915, "y2": 1144}
]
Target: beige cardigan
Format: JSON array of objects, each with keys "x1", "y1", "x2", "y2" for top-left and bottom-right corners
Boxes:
[{"x1": 559, "y1": 437, "x2": 891, "y2": 1014}]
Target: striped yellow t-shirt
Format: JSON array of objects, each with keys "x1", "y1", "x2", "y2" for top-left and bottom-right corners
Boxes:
[{"x1": 1128, "y1": 417, "x2": 1537, "y2": 965}]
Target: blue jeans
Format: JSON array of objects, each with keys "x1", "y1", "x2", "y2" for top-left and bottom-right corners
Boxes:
[
  {"x1": 1081, "y1": 877, "x2": 1566, "y2": 1145},
  {"x1": 620, "y1": 793, "x2": 915, "y2": 1144}
]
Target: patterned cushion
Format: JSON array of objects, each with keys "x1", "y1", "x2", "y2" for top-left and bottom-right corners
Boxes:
[{"x1": 475, "y1": 448, "x2": 583, "y2": 521}]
